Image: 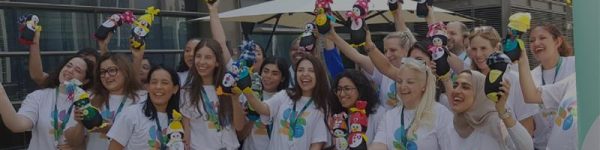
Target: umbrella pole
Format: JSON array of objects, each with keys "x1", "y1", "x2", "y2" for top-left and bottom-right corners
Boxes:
[{"x1": 265, "y1": 13, "x2": 283, "y2": 56}]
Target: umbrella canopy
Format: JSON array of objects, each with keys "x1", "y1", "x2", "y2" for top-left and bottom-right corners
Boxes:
[{"x1": 191, "y1": 0, "x2": 474, "y2": 28}]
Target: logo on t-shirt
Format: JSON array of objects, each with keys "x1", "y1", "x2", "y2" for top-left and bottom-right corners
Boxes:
[
  {"x1": 393, "y1": 126, "x2": 418, "y2": 150},
  {"x1": 148, "y1": 125, "x2": 167, "y2": 149},
  {"x1": 279, "y1": 108, "x2": 310, "y2": 140},
  {"x1": 49, "y1": 108, "x2": 70, "y2": 140},
  {"x1": 387, "y1": 83, "x2": 399, "y2": 107},
  {"x1": 555, "y1": 97, "x2": 577, "y2": 131}
]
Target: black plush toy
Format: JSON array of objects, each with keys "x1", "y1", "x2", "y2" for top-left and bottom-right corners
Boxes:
[
  {"x1": 299, "y1": 23, "x2": 317, "y2": 52},
  {"x1": 414, "y1": 0, "x2": 433, "y2": 18},
  {"x1": 484, "y1": 52, "x2": 511, "y2": 103},
  {"x1": 346, "y1": 0, "x2": 369, "y2": 48},
  {"x1": 94, "y1": 11, "x2": 135, "y2": 40},
  {"x1": 427, "y1": 22, "x2": 451, "y2": 78},
  {"x1": 17, "y1": 14, "x2": 40, "y2": 45},
  {"x1": 315, "y1": 0, "x2": 334, "y2": 34}
]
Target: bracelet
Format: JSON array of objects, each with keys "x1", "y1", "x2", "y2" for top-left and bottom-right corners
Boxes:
[{"x1": 498, "y1": 110, "x2": 512, "y2": 120}]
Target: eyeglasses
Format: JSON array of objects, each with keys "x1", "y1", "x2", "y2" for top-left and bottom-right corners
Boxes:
[
  {"x1": 334, "y1": 86, "x2": 357, "y2": 95},
  {"x1": 100, "y1": 67, "x2": 119, "y2": 77}
]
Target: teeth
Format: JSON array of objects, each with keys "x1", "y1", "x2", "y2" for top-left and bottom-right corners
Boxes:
[{"x1": 155, "y1": 93, "x2": 164, "y2": 96}]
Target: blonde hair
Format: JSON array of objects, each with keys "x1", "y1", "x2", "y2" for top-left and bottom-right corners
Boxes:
[
  {"x1": 384, "y1": 30, "x2": 417, "y2": 51},
  {"x1": 397, "y1": 58, "x2": 437, "y2": 139},
  {"x1": 468, "y1": 26, "x2": 501, "y2": 71}
]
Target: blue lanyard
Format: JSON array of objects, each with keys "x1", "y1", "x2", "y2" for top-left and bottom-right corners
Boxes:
[
  {"x1": 541, "y1": 57, "x2": 563, "y2": 85},
  {"x1": 154, "y1": 113, "x2": 171, "y2": 150},
  {"x1": 105, "y1": 96, "x2": 127, "y2": 121},
  {"x1": 288, "y1": 99, "x2": 313, "y2": 140},
  {"x1": 53, "y1": 88, "x2": 74, "y2": 143},
  {"x1": 201, "y1": 89, "x2": 222, "y2": 131}
]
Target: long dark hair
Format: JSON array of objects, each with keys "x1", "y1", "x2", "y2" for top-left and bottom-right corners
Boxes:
[
  {"x1": 328, "y1": 70, "x2": 380, "y2": 115},
  {"x1": 287, "y1": 54, "x2": 329, "y2": 112},
  {"x1": 45, "y1": 56, "x2": 95, "y2": 90},
  {"x1": 177, "y1": 38, "x2": 201, "y2": 72},
  {"x1": 91, "y1": 54, "x2": 142, "y2": 107},
  {"x1": 259, "y1": 57, "x2": 291, "y2": 92},
  {"x1": 143, "y1": 66, "x2": 180, "y2": 121},
  {"x1": 185, "y1": 39, "x2": 233, "y2": 126}
]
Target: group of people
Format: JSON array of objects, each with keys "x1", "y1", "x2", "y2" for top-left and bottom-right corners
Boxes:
[{"x1": 0, "y1": 1, "x2": 577, "y2": 150}]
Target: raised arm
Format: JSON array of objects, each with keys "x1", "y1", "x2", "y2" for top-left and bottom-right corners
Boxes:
[
  {"x1": 323, "y1": 27, "x2": 375, "y2": 75},
  {"x1": 426, "y1": 5, "x2": 435, "y2": 25},
  {"x1": 231, "y1": 94, "x2": 247, "y2": 131},
  {"x1": 98, "y1": 32, "x2": 112, "y2": 55},
  {"x1": 393, "y1": 1, "x2": 408, "y2": 32},
  {"x1": 517, "y1": 47, "x2": 542, "y2": 104},
  {"x1": 131, "y1": 46, "x2": 145, "y2": 85},
  {"x1": 364, "y1": 31, "x2": 401, "y2": 81},
  {"x1": 28, "y1": 27, "x2": 48, "y2": 87},
  {"x1": 0, "y1": 83, "x2": 34, "y2": 133},
  {"x1": 243, "y1": 93, "x2": 270, "y2": 116},
  {"x1": 207, "y1": 0, "x2": 232, "y2": 62}
]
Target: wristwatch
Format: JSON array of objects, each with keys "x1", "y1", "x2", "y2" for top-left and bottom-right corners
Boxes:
[{"x1": 498, "y1": 110, "x2": 512, "y2": 119}]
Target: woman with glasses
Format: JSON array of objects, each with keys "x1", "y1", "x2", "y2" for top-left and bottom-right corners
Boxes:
[
  {"x1": 69, "y1": 53, "x2": 146, "y2": 150},
  {"x1": 324, "y1": 70, "x2": 384, "y2": 149}
]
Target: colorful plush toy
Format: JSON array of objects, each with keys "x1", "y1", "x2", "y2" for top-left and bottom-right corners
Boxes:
[
  {"x1": 315, "y1": 0, "x2": 335, "y2": 34},
  {"x1": 130, "y1": 6, "x2": 160, "y2": 49},
  {"x1": 218, "y1": 41, "x2": 257, "y2": 96},
  {"x1": 299, "y1": 23, "x2": 317, "y2": 52},
  {"x1": 167, "y1": 110, "x2": 185, "y2": 150},
  {"x1": 17, "y1": 14, "x2": 40, "y2": 45},
  {"x1": 329, "y1": 112, "x2": 349, "y2": 150},
  {"x1": 68, "y1": 80, "x2": 107, "y2": 130},
  {"x1": 94, "y1": 11, "x2": 135, "y2": 40},
  {"x1": 217, "y1": 72, "x2": 237, "y2": 96},
  {"x1": 484, "y1": 52, "x2": 511, "y2": 103},
  {"x1": 427, "y1": 22, "x2": 451, "y2": 79},
  {"x1": 346, "y1": 0, "x2": 369, "y2": 48},
  {"x1": 503, "y1": 13, "x2": 531, "y2": 62},
  {"x1": 348, "y1": 101, "x2": 368, "y2": 149},
  {"x1": 414, "y1": 0, "x2": 433, "y2": 18}
]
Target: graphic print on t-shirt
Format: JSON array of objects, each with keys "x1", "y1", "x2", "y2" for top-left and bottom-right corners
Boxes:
[
  {"x1": 148, "y1": 125, "x2": 168, "y2": 149},
  {"x1": 393, "y1": 126, "x2": 418, "y2": 150},
  {"x1": 386, "y1": 83, "x2": 399, "y2": 107},
  {"x1": 279, "y1": 108, "x2": 310, "y2": 140},
  {"x1": 555, "y1": 97, "x2": 577, "y2": 131},
  {"x1": 49, "y1": 108, "x2": 70, "y2": 139}
]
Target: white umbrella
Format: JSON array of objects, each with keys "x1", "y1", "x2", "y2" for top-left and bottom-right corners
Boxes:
[{"x1": 190, "y1": 0, "x2": 475, "y2": 28}]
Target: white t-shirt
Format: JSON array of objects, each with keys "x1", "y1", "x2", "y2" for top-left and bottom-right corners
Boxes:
[
  {"x1": 107, "y1": 104, "x2": 169, "y2": 150},
  {"x1": 241, "y1": 91, "x2": 276, "y2": 150},
  {"x1": 86, "y1": 93, "x2": 146, "y2": 150},
  {"x1": 180, "y1": 86, "x2": 240, "y2": 150},
  {"x1": 530, "y1": 56, "x2": 576, "y2": 149},
  {"x1": 373, "y1": 102, "x2": 452, "y2": 150},
  {"x1": 17, "y1": 88, "x2": 79, "y2": 150},
  {"x1": 263, "y1": 91, "x2": 328, "y2": 150},
  {"x1": 540, "y1": 74, "x2": 577, "y2": 150},
  {"x1": 369, "y1": 68, "x2": 398, "y2": 109},
  {"x1": 505, "y1": 64, "x2": 540, "y2": 121},
  {"x1": 177, "y1": 71, "x2": 189, "y2": 87}
]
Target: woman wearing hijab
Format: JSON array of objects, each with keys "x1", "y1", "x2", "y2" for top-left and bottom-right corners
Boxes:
[{"x1": 448, "y1": 70, "x2": 533, "y2": 150}]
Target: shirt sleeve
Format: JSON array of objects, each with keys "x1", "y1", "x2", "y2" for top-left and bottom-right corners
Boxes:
[
  {"x1": 17, "y1": 90, "x2": 44, "y2": 128},
  {"x1": 540, "y1": 74, "x2": 576, "y2": 109},
  {"x1": 372, "y1": 110, "x2": 388, "y2": 144},
  {"x1": 507, "y1": 73, "x2": 539, "y2": 121},
  {"x1": 507, "y1": 122, "x2": 534, "y2": 150},
  {"x1": 263, "y1": 91, "x2": 287, "y2": 121},
  {"x1": 323, "y1": 47, "x2": 345, "y2": 78},
  {"x1": 106, "y1": 107, "x2": 136, "y2": 147}
]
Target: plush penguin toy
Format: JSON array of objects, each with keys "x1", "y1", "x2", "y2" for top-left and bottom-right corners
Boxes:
[
  {"x1": 484, "y1": 52, "x2": 512, "y2": 103},
  {"x1": 130, "y1": 7, "x2": 160, "y2": 49},
  {"x1": 315, "y1": 0, "x2": 335, "y2": 34},
  {"x1": 346, "y1": 0, "x2": 369, "y2": 48},
  {"x1": 299, "y1": 23, "x2": 317, "y2": 52},
  {"x1": 414, "y1": 0, "x2": 433, "y2": 18},
  {"x1": 205, "y1": 0, "x2": 217, "y2": 5},
  {"x1": 68, "y1": 80, "x2": 107, "y2": 130},
  {"x1": 503, "y1": 13, "x2": 531, "y2": 62},
  {"x1": 329, "y1": 112, "x2": 349, "y2": 150},
  {"x1": 94, "y1": 11, "x2": 135, "y2": 40},
  {"x1": 348, "y1": 101, "x2": 368, "y2": 150},
  {"x1": 427, "y1": 22, "x2": 451, "y2": 78},
  {"x1": 17, "y1": 14, "x2": 40, "y2": 45},
  {"x1": 167, "y1": 110, "x2": 185, "y2": 150}
]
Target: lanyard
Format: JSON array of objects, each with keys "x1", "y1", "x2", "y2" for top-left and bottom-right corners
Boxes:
[
  {"x1": 154, "y1": 113, "x2": 171, "y2": 150},
  {"x1": 288, "y1": 99, "x2": 313, "y2": 140},
  {"x1": 400, "y1": 106, "x2": 415, "y2": 147},
  {"x1": 53, "y1": 88, "x2": 75, "y2": 145},
  {"x1": 541, "y1": 57, "x2": 563, "y2": 85},
  {"x1": 105, "y1": 96, "x2": 127, "y2": 121}
]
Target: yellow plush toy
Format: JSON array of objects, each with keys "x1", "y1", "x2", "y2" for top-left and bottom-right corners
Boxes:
[{"x1": 130, "y1": 6, "x2": 160, "y2": 49}]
